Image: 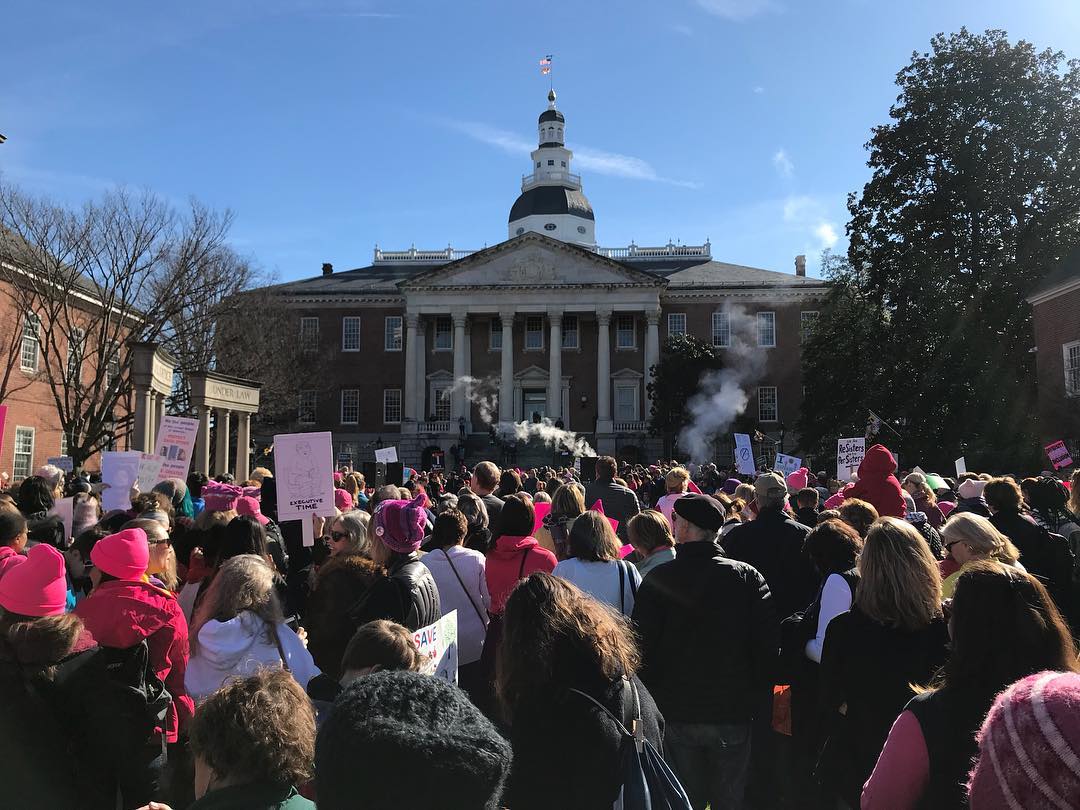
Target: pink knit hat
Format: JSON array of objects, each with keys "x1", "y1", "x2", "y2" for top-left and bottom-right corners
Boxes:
[
  {"x1": 236, "y1": 495, "x2": 269, "y2": 526},
  {"x1": 202, "y1": 481, "x2": 243, "y2": 512},
  {"x1": 0, "y1": 544, "x2": 68, "y2": 616},
  {"x1": 91, "y1": 527, "x2": 150, "y2": 580},
  {"x1": 334, "y1": 488, "x2": 353, "y2": 512},
  {"x1": 968, "y1": 670, "x2": 1080, "y2": 808},
  {"x1": 787, "y1": 467, "x2": 809, "y2": 492},
  {"x1": 373, "y1": 494, "x2": 427, "y2": 554}
]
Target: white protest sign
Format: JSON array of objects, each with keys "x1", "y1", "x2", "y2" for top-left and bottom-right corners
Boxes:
[
  {"x1": 836, "y1": 437, "x2": 866, "y2": 483},
  {"x1": 954, "y1": 457, "x2": 967, "y2": 477},
  {"x1": 774, "y1": 453, "x2": 803, "y2": 479},
  {"x1": 374, "y1": 446, "x2": 398, "y2": 464},
  {"x1": 47, "y1": 456, "x2": 74, "y2": 473},
  {"x1": 155, "y1": 416, "x2": 199, "y2": 480},
  {"x1": 733, "y1": 433, "x2": 756, "y2": 475},
  {"x1": 412, "y1": 610, "x2": 459, "y2": 685},
  {"x1": 101, "y1": 451, "x2": 141, "y2": 512},
  {"x1": 274, "y1": 432, "x2": 335, "y2": 539},
  {"x1": 138, "y1": 453, "x2": 165, "y2": 490},
  {"x1": 49, "y1": 496, "x2": 74, "y2": 542}
]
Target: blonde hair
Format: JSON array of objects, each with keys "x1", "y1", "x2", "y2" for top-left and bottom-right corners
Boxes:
[
  {"x1": 665, "y1": 467, "x2": 690, "y2": 494},
  {"x1": 628, "y1": 510, "x2": 674, "y2": 554},
  {"x1": 191, "y1": 554, "x2": 283, "y2": 655},
  {"x1": 855, "y1": 517, "x2": 942, "y2": 631},
  {"x1": 551, "y1": 482, "x2": 586, "y2": 521},
  {"x1": 941, "y1": 512, "x2": 1020, "y2": 564},
  {"x1": 734, "y1": 483, "x2": 756, "y2": 505},
  {"x1": 1070, "y1": 469, "x2": 1080, "y2": 518}
]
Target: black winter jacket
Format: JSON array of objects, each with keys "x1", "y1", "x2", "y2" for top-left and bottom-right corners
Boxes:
[
  {"x1": 360, "y1": 554, "x2": 441, "y2": 631},
  {"x1": 990, "y1": 510, "x2": 1074, "y2": 614},
  {"x1": 632, "y1": 539, "x2": 779, "y2": 724},
  {"x1": 585, "y1": 478, "x2": 642, "y2": 543}
]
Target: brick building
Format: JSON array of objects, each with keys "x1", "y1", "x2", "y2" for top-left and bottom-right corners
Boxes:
[
  {"x1": 1028, "y1": 246, "x2": 1080, "y2": 451},
  {"x1": 259, "y1": 90, "x2": 827, "y2": 468}
]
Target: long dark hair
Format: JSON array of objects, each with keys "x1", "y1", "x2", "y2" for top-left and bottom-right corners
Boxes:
[{"x1": 17, "y1": 476, "x2": 54, "y2": 516}]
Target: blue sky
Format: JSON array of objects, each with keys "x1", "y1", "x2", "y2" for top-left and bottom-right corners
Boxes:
[{"x1": 3, "y1": 0, "x2": 1079, "y2": 282}]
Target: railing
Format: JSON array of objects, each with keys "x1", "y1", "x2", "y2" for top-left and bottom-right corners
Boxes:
[
  {"x1": 521, "y1": 171, "x2": 582, "y2": 192},
  {"x1": 371, "y1": 241, "x2": 711, "y2": 266},
  {"x1": 373, "y1": 246, "x2": 478, "y2": 264},
  {"x1": 613, "y1": 421, "x2": 647, "y2": 432},
  {"x1": 418, "y1": 420, "x2": 451, "y2": 433}
]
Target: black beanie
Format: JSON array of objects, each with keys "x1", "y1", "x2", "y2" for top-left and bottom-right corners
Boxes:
[{"x1": 315, "y1": 670, "x2": 512, "y2": 810}]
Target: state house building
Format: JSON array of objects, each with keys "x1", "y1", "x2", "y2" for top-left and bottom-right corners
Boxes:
[{"x1": 263, "y1": 90, "x2": 827, "y2": 467}]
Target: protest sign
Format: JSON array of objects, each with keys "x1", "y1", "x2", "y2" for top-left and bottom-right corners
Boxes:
[
  {"x1": 155, "y1": 416, "x2": 198, "y2": 480},
  {"x1": 101, "y1": 451, "x2": 140, "y2": 512},
  {"x1": 774, "y1": 453, "x2": 802, "y2": 479},
  {"x1": 336, "y1": 453, "x2": 353, "y2": 471},
  {"x1": 138, "y1": 453, "x2": 165, "y2": 490},
  {"x1": 954, "y1": 457, "x2": 967, "y2": 476},
  {"x1": 49, "y1": 497, "x2": 74, "y2": 542},
  {"x1": 374, "y1": 446, "x2": 398, "y2": 464},
  {"x1": 836, "y1": 437, "x2": 865, "y2": 483},
  {"x1": 274, "y1": 432, "x2": 334, "y2": 545},
  {"x1": 47, "y1": 456, "x2": 74, "y2": 473},
  {"x1": 734, "y1": 433, "x2": 756, "y2": 475},
  {"x1": 412, "y1": 610, "x2": 459, "y2": 685},
  {"x1": 1045, "y1": 440, "x2": 1074, "y2": 471}
]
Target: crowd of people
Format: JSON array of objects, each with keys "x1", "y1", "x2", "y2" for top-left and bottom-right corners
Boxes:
[{"x1": 1, "y1": 445, "x2": 1080, "y2": 809}]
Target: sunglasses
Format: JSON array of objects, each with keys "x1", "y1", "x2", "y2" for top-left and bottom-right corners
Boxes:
[
  {"x1": 330, "y1": 530, "x2": 351, "y2": 542},
  {"x1": 944, "y1": 540, "x2": 965, "y2": 551}
]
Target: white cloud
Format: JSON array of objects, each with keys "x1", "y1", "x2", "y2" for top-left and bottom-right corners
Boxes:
[
  {"x1": 772, "y1": 148, "x2": 794, "y2": 178},
  {"x1": 783, "y1": 195, "x2": 841, "y2": 249},
  {"x1": 814, "y1": 222, "x2": 839, "y2": 248},
  {"x1": 752, "y1": 85, "x2": 765, "y2": 94},
  {"x1": 446, "y1": 121, "x2": 532, "y2": 156},
  {"x1": 695, "y1": 0, "x2": 780, "y2": 21},
  {"x1": 669, "y1": 23, "x2": 694, "y2": 36}
]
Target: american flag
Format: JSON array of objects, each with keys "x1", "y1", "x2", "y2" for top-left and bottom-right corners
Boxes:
[{"x1": 539, "y1": 55, "x2": 552, "y2": 75}]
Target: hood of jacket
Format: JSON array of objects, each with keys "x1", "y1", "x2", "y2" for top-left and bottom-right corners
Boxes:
[
  {"x1": 194, "y1": 612, "x2": 271, "y2": 671},
  {"x1": 857, "y1": 444, "x2": 897, "y2": 479},
  {"x1": 74, "y1": 578, "x2": 179, "y2": 648},
  {"x1": 493, "y1": 534, "x2": 538, "y2": 553}
]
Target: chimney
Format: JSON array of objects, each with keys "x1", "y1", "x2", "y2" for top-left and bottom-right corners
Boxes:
[
  {"x1": 322, "y1": 262, "x2": 333, "y2": 276},
  {"x1": 795, "y1": 254, "x2": 806, "y2": 277}
]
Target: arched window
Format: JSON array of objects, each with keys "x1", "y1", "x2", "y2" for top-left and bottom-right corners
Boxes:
[{"x1": 557, "y1": 127, "x2": 563, "y2": 139}]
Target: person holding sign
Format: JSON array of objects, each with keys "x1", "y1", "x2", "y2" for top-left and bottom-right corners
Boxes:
[{"x1": 843, "y1": 444, "x2": 906, "y2": 519}]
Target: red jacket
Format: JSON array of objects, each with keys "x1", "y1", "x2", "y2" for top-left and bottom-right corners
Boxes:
[
  {"x1": 0, "y1": 546, "x2": 23, "y2": 581},
  {"x1": 845, "y1": 444, "x2": 907, "y2": 518},
  {"x1": 486, "y1": 534, "x2": 557, "y2": 614},
  {"x1": 74, "y1": 579, "x2": 194, "y2": 742}
]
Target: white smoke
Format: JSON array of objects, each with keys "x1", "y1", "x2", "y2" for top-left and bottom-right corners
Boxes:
[
  {"x1": 452, "y1": 375, "x2": 596, "y2": 457},
  {"x1": 677, "y1": 305, "x2": 768, "y2": 461}
]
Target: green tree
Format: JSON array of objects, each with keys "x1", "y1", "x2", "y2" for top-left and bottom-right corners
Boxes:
[
  {"x1": 801, "y1": 28, "x2": 1080, "y2": 470},
  {"x1": 647, "y1": 334, "x2": 719, "y2": 456}
]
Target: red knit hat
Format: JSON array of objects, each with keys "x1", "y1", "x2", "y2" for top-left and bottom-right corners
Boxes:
[
  {"x1": 91, "y1": 527, "x2": 150, "y2": 580},
  {"x1": 373, "y1": 494, "x2": 427, "y2": 554},
  {"x1": 968, "y1": 670, "x2": 1080, "y2": 808},
  {"x1": 0, "y1": 544, "x2": 68, "y2": 616},
  {"x1": 334, "y1": 488, "x2": 354, "y2": 512}
]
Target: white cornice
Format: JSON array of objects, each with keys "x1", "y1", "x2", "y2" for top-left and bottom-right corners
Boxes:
[{"x1": 1028, "y1": 276, "x2": 1080, "y2": 306}]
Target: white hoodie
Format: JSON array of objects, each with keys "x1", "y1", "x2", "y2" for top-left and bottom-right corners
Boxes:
[{"x1": 185, "y1": 611, "x2": 320, "y2": 702}]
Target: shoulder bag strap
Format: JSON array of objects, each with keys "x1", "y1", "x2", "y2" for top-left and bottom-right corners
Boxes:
[
  {"x1": 568, "y1": 686, "x2": 632, "y2": 738},
  {"x1": 442, "y1": 549, "x2": 487, "y2": 625},
  {"x1": 618, "y1": 560, "x2": 626, "y2": 615},
  {"x1": 269, "y1": 622, "x2": 292, "y2": 673},
  {"x1": 518, "y1": 548, "x2": 530, "y2": 580}
]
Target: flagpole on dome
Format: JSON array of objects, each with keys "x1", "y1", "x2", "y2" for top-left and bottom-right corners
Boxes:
[{"x1": 539, "y1": 53, "x2": 553, "y2": 91}]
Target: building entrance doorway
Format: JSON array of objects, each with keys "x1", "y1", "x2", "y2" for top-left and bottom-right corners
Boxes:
[{"x1": 522, "y1": 389, "x2": 547, "y2": 422}]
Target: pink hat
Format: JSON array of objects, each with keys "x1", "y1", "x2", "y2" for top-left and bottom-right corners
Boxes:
[
  {"x1": 242, "y1": 486, "x2": 261, "y2": 499},
  {"x1": 91, "y1": 527, "x2": 150, "y2": 580},
  {"x1": 968, "y1": 670, "x2": 1080, "y2": 807},
  {"x1": 202, "y1": 481, "x2": 243, "y2": 512},
  {"x1": 0, "y1": 544, "x2": 68, "y2": 616},
  {"x1": 333, "y1": 471, "x2": 344, "y2": 485},
  {"x1": 334, "y1": 488, "x2": 354, "y2": 512},
  {"x1": 939, "y1": 500, "x2": 957, "y2": 518},
  {"x1": 373, "y1": 494, "x2": 427, "y2": 554},
  {"x1": 787, "y1": 467, "x2": 809, "y2": 492},
  {"x1": 236, "y1": 495, "x2": 269, "y2": 526}
]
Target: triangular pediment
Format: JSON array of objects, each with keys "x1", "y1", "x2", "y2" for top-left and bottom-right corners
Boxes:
[{"x1": 399, "y1": 232, "x2": 665, "y2": 290}]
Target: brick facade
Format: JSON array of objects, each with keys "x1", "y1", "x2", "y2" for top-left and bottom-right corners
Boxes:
[{"x1": 1031, "y1": 283, "x2": 1080, "y2": 447}]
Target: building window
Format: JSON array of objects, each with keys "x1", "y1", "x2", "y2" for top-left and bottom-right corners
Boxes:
[
  {"x1": 489, "y1": 318, "x2": 502, "y2": 351},
  {"x1": 616, "y1": 315, "x2": 636, "y2": 349},
  {"x1": 547, "y1": 159, "x2": 555, "y2": 166},
  {"x1": 299, "y1": 317, "x2": 319, "y2": 353},
  {"x1": 340, "y1": 389, "x2": 359, "y2": 424},
  {"x1": 342, "y1": 317, "x2": 361, "y2": 351},
  {"x1": 13, "y1": 427, "x2": 34, "y2": 480},
  {"x1": 712, "y1": 311, "x2": 730, "y2": 347},
  {"x1": 434, "y1": 317, "x2": 452, "y2": 351},
  {"x1": 561, "y1": 160, "x2": 566, "y2": 167},
  {"x1": 384, "y1": 316, "x2": 403, "y2": 351},
  {"x1": 667, "y1": 313, "x2": 687, "y2": 338},
  {"x1": 1065, "y1": 342, "x2": 1080, "y2": 396},
  {"x1": 433, "y1": 386, "x2": 452, "y2": 421},
  {"x1": 20, "y1": 314, "x2": 40, "y2": 371},
  {"x1": 758, "y1": 386, "x2": 778, "y2": 422},
  {"x1": 59, "y1": 431, "x2": 68, "y2": 457},
  {"x1": 66, "y1": 327, "x2": 85, "y2": 382},
  {"x1": 536, "y1": 161, "x2": 541, "y2": 168},
  {"x1": 544, "y1": 223, "x2": 557, "y2": 231},
  {"x1": 383, "y1": 389, "x2": 402, "y2": 424},
  {"x1": 562, "y1": 315, "x2": 579, "y2": 349},
  {"x1": 614, "y1": 383, "x2": 639, "y2": 422},
  {"x1": 525, "y1": 316, "x2": 544, "y2": 350},
  {"x1": 800, "y1": 311, "x2": 819, "y2": 344},
  {"x1": 757, "y1": 312, "x2": 776, "y2": 348},
  {"x1": 298, "y1": 391, "x2": 317, "y2": 424},
  {"x1": 105, "y1": 344, "x2": 121, "y2": 390}
]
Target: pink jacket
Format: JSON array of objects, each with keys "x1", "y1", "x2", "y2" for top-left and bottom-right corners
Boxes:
[
  {"x1": 74, "y1": 579, "x2": 194, "y2": 742},
  {"x1": 0, "y1": 546, "x2": 23, "y2": 581},
  {"x1": 485, "y1": 534, "x2": 557, "y2": 614}
]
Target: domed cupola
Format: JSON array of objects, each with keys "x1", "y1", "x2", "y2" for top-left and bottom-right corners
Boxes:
[{"x1": 509, "y1": 89, "x2": 596, "y2": 248}]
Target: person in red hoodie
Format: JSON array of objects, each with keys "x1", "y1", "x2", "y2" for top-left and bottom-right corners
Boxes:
[
  {"x1": 74, "y1": 527, "x2": 194, "y2": 804},
  {"x1": 844, "y1": 444, "x2": 907, "y2": 518},
  {"x1": 485, "y1": 494, "x2": 557, "y2": 614}
]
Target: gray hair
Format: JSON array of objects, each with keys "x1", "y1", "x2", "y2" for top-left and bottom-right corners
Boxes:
[
  {"x1": 436, "y1": 493, "x2": 459, "y2": 514},
  {"x1": 190, "y1": 555, "x2": 282, "y2": 655},
  {"x1": 35, "y1": 464, "x2": 65, "y2": 491},
  {"x1": 456, "y1": 492, "x2": 489, "y2": 530},
  {"x1": 333, "y1": 510, "x2": 372, "y2": 557}
]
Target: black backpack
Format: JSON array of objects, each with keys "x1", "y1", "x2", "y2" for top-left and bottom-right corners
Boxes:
[
  {"x1": 90, "y1": 640, "x2": 172, "y2": 743},
  {"x1": 570, "y1": 678, "x2": 693, "y2": 810}
]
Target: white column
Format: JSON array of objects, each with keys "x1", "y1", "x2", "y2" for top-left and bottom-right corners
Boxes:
[
  {"x1": 235, "y1": 412, "x2": 251, "y2": 482},
  {"x1": 645, "y1": 308, "x2": 661, "y2": 424},
  {"x1": 463, "y1": 322, "x2": 472, "y2": 430},
  {"x1": 451, "y1": 312, "x2": 468, "y2": 422},
  {"x1": 596, "y1": 309, "x2": 612, "y2": 432},
  {"x1": 134, "y1": 386, "x2": 153, "y2": 452},
  {"x1": 152, "y1": 392, "x2": 166, "y2": 449},
  {"x1": 499, "y1": 310, "x2": 515, "y2": 423},
  {"x1": 548, "y1": 307, "x2": 563, "y2": 421},
  {"x1": 415, "y1": 319, "x2": 427, "y2": 423},
  {"x1": 195, "y1": 405, "x2": 212, "y2": 474},
  {"x1": 214, "y1": 408, "x2": 231, "y2": 477},
  {"x1": 403, "y1": 313, "x2": 419, "y2": 432}
]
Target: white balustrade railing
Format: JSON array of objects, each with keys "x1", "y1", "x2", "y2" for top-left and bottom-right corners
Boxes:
[
  {"x1": 613, "y1": 421, "x2": 647, "y2": 432},
  {"x1": 520, "y1": 171, "x2": 582, "y2": 192},
  {"x1": 372, "y1": 241, "x2": 710, "y2": 265},
  {"x1": 418, "y1": 420, "x2": 451, "y2": 433}
]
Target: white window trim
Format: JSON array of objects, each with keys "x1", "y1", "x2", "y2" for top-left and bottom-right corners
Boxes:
[
  {"x1": 667, "y1": 313, "x2": 687, "y2": 338},
  {"x1": 757, "y1": 312, "x2": 776, "y2": 348},
  {"x1": 433, "y1": 317, "x2": 453, "y2": 352},
  {"x1": 524, "y1": 316, "x2": 545, "y2": 352},
  {"x1": 616, "y1": 314, "x2": 637, "y2": 350},
  {"x1": 614, "y1": 381, "x2": 641, "y2": 422},
  {"x1": 758, "y1": 386, "x2": 779, "y2": 423},
  {"x1": 1064, "y1": 341, "x2": 1080, "y2": 397},
  {"x1": 432, "y1": 384, "x2": 452, "y2": 421},
  {"x1": 67, "y1": 327, "x2": 85, "y2": 383},
  {"x1": 384, "y1": 316, "x2": 403, "y2": 352},
  {"x1": 20, "y1": 313, "x2": 40, "y2": 372},
  {"x1": 340, "y1": 389, "x2": 360, "y2": 424},
  {"x1": 13, "y1": 426, "x2": 35, "y2": 480},
  {"x1": 298, "y1": 390, "x2": 317, "y2": 425},
  {"x1": 341, "y1": 316, "x2": 361, "y2": 352},
  {"x1": 489, "y1": 318, "x2": 503, "y2": 352},
  {"x1": 712, "y1": 311, "x2": 730, "y2": 348},
  {"x1": 562, "y1": 315, "x2": 579, "y2": 350},
  {"x1": 383, "y1": 389, "x2": 403, "y2": 425}
]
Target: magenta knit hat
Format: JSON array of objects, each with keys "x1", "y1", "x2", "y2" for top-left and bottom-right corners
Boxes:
[
  {"x1": 202, "y1": 481, "x2": 243, "y2": 512},
  {"x1": 787, "y1": 467, "x2": 809, "y2": 492},
  {"x1": 968, "y1": 670, "x2": 1080, "y2": 808},
  {"x1": 373, "y1": 494, "x2": 427, "y2": 554},
  {"x1": 334, "y1": 488, "x2": 354, "y2": 512},
  {"x1": 91, "y1": 527, "x2": 150, "y2": 580},
  {"x1": 0, "y1": 544, "x2": 68, "y2": 616},
  {"x1": 236, "y1": 495, "x2": 269, "y2": 526}
]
